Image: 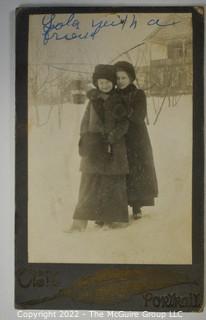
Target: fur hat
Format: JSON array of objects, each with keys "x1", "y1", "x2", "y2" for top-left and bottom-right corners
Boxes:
[
  {"x1": 114, "y1": 61, "x2": 136, "y2": 82},
  {"x1": 92, "y1": 64, "x2": 116, "y2": 87}
]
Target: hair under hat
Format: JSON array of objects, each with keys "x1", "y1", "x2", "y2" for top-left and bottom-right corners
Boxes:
[
  {"x1": 114, "y1": 61, "x2": 136, "y2": 82},
  {"x1": 92, "y1": 64, "x2": 116, "y2": 87}
]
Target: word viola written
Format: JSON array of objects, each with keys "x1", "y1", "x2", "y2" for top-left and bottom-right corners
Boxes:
[{"x1": 41, "y1": 13, "x2": 180, "y2": 45}]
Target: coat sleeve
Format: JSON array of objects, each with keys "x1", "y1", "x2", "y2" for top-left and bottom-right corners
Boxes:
[
  {"x1": 107, "y1": 118, "x2": 129, "y2": 144},
  {"x1": 80, "y1": 102, "x2": 90, "y2": 135},
  {"x1": 130, "y1": 89, "x2": 147, "y2": 123}
]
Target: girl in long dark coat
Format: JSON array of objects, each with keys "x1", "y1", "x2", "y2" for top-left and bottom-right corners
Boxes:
[
  {"x1": 70, "y1": 64, "x2": 129, "y2": 231},
  {"x1": 114, "y1": 61, "x2": 158, "y2": 219}
]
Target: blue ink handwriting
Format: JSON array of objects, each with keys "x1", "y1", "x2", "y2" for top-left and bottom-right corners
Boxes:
[
  {"x1": 42, "y1": 13, "x2": 137, "y2": 45},
  {"x1": 147, "y1": 18, "x2": 180, "y2": 27},
  {"x1": 41, "y1": 14, "x2": 180, "y2": 45}
]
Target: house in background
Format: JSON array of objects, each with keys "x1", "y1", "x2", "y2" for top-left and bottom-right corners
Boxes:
[{"x1": 137, "y1": 14, "x2": 192, "y2": 97}]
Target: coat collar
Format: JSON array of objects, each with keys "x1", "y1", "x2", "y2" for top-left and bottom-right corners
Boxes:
[
  {"x1": 87, "y1": 88, "x2": 115, "y2": 101},
  {"x1": 116, "y1": 83, "x2": 137, "y2": 95}
]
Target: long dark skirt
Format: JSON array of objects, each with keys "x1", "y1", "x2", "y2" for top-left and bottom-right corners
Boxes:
[{"x1": 73, "y1": 173, "x2": 129, "y2": 223}]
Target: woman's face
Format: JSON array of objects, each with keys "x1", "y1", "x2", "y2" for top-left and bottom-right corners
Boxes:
[
  {"x1": 116, "y1": 71, "x2": 131, "y2": 89},
  {"x1": 97, "y1": 79, "x2": 113, "y2": 93}
]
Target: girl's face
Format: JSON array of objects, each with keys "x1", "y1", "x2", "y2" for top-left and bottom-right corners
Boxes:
[
  {"x1": 97, "y1": 79, "x2": 113, "y2": 93},
  {"x1": 116, "y1": 71, "x2": 131, "y2": 89}
]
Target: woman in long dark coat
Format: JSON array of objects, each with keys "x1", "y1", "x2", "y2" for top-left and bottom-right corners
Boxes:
[
  {"x1": 71, "y1": 65, "x2": 130, "y2": 231},
  {"x1": 114, "y1": 61, "x2": 158, "y2": 219}
]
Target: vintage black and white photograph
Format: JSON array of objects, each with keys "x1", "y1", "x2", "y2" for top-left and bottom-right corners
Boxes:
[
  {"x1": 14, "y1": 5, "x2": 205, "y2": 312},
  {"x1": 26, "y1": 11, "x2": 194, "y2": 265}
]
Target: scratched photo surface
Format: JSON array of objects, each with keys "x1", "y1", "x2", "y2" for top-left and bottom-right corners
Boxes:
[{"x1": 28, "y1": 13, "x2": 192, "y2": 264}]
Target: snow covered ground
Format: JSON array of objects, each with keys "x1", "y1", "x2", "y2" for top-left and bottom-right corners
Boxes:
[{"x1": 28, "y1": 95, "x2": 192, "y2": 264}]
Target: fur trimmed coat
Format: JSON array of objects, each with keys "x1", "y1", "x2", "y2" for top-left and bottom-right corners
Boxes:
[
  {"x1": 73, "y1": 89, "x2": 129, "y2": 223},
  {"x1": 79, "y1": 89, "x2": 129, "y2": 175}
]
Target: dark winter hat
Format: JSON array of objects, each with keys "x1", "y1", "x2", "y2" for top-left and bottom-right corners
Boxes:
[
  {"x1": 114, "y1": 61, "x2": 136, "y2": 82},
  {"x1": 92, "y1": 64, "x2": 116, "y2": 87}
]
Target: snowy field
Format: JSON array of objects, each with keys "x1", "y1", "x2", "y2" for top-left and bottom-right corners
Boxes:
[{"x1": 28, "y1": 95, "x2": 192, "y2": 264}]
